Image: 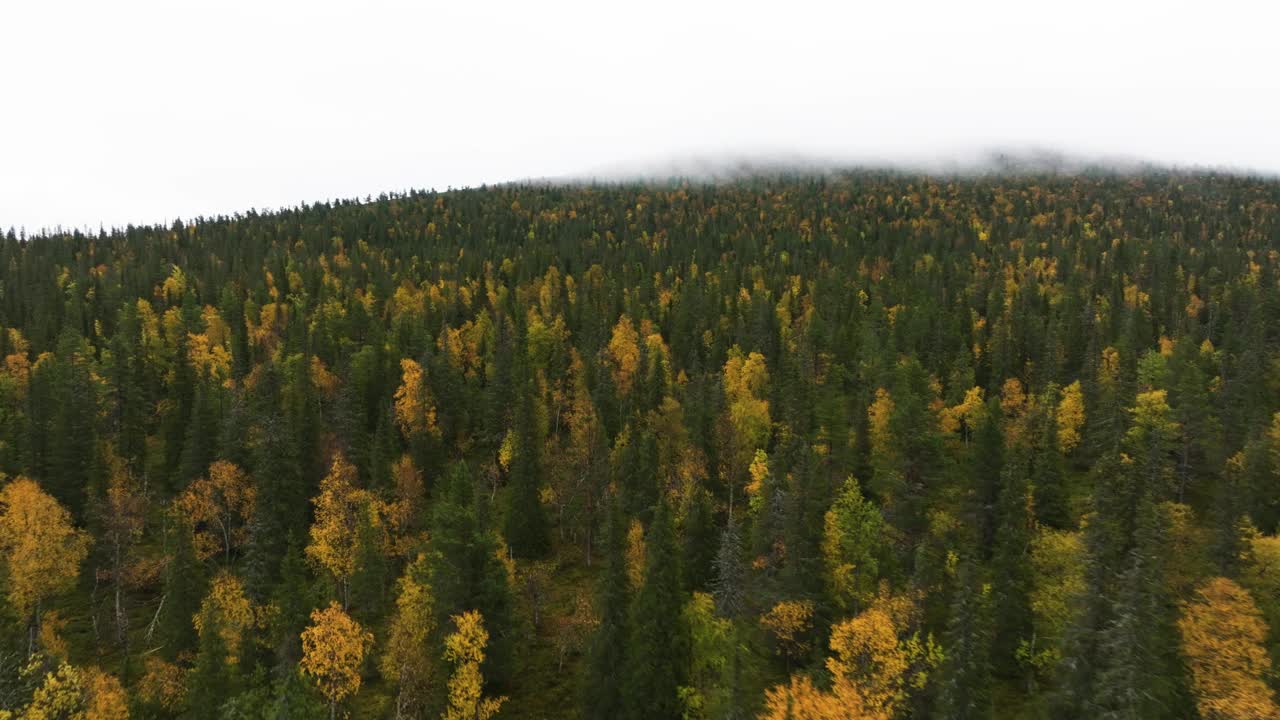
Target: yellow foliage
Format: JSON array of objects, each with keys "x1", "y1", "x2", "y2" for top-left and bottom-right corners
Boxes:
[
  {"x1": 1055, "y1": 381, "x2": 1086, "y2": 454},
  {"x1": 825, "y1": 591, "x2": 936, "y2": 718},
  {"x1": 722, "y1": 349, "x2": 772, "y2": 473},
  {"x1": 394, "y1": 359, "x2": 439, "y2": 438},
  {"x1": 391, "y1": 282, "x2": 427, "y2": 319},
  {"x1": 1000, "y1": 378, "x2": 1027, "y2": 418},
  {"x1": 10, "y1": 661, "x2": 129, "y2": 720},
  {"x1": 497, "y1": 430, "x2": 516, "y2": 473},
  {"x1": 1123, "y1": 282, "x2": 1150, "y2": 309},
  {"x1": 385, "y1": 455, "x2": 425, "y2": 553},
  {"x1": 443, "y1": 611, "x2": 506, "y2": 720},
  {"x1": 307, "y1": 454, "x2": 384, "y2": 598},
  {"x1": 186, "y1": 329, "x2": 231, "y2": 381},
  {"x1": 380, "y1": 556, "x2": 435, "y2": 708},
  {"x1": 248, "y1": 302, "x2": 289, "y2": 356},
  {"x1": 37, "y1": 611, "x2": 68, "y2": 660},
  {"x1": 625, "y1": 519, "x2": 647, "y2": 591},
  {"x1": 758, "y1": 674, "x2": 885, "y2": 720},
  {"x1": 760, "y1": 600, "x2": 815, "y2": 660},
  {"x1": 746, "y1": 450, "x2": 770, "y2": 499},
  {"x1": 175, "y1": 460, "x2": 255, "y2": 562},
  {"x1": 1178, "y1": 577, "x2": 1280, "y2": 720},
  {"x1": 300, "y1": 602, "x2": 374, "y2": 708},
  {"x1": 1186, "y1": 293, "x2": 1206, "y2": 318},
  {"x1": 160, "y1": 266, "x2": 187, "y2": 303},
  {"x1": 939, "y1": 386, "x2": 984, "y2": 437},
  {"x1": 757, "y1": 592, "x2": 926, "y2": 720},
  {"x1": 3, "y1": 329, "x2": 32, "y2": 396},
  {"x1": 0, "y1": 477, "x2": 92, "y2": 619},
  {"x1": 1127, "y1": 390, "x2": 1179, "y2": 448},
  {"x1": 1099, "y1": 346, "x2": 1121, "y2": 387},
  {"x1": 82, "y1": 668, "x2": 129, "y2": 720},
  {"x1": 867, "y1": 388, "x2": 894, "y2": 460},
  {"x1": 137, "y1": 657, "x2": 186, "y2": 711},
  {"x1": 1021, "y1": 528, "x2": 1086, "y2": 675},
  {"x1": 606, "y1": 314, "x2": 641, "y2": 397},
  {"x1": 310, "y1": 357, "x2": 340, "y2": 399},
  {"x1": 193, "y1": 572, "x2": 255, "y2": 664},
  {"x1": 1242, "y1": 534, "x2": 1280, "y2": 612},
  {"x1": 828, "y1": 608, "x2": 903, "y2": 714}
]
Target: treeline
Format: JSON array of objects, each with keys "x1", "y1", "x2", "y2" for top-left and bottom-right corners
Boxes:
[{"x1": 0, "y1": 172, "x2": 1278, "y2": 718}]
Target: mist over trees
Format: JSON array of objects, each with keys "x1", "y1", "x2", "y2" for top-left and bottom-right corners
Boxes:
[{"x1": 0, "y1": 171, "x2": 1278, "y2": 718}]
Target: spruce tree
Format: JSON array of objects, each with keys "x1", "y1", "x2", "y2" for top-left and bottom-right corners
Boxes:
[
  {"x1": 623, "y1": 499, "x2": 688, "y2": 720},
  {"x1": 188, "y1": 614, "x2": 237, "y2": 720},
  {"x1": 160, "y1": 513, "x2": 207, "y2": 661},
  {"x1": 973, "y1": 400, "x2": 1005, "y2": 559},
  {"x1": 680, "y1": 484, "x2": 717, "y2": 594},
  {"x1": 582, "y1": 498, "x2": 630, "y2": 720},
  {"x1": 712, "y1": 516, "x2": 748, "y2": 619},
  {"x1": 1092, "y1": 500, "x2": 1190, "y2": 719},
  {"x1": 504, "y1": 379, "x2": 550, "y2": 559},
  {"x1": 431, "y1": 462, "x2": 516, "y2": 688},
  {"x1": 990, "y1": 447, "x2": 1035, "y2": 679},
  {"x1": 936, "y1": 562, "x2": 994, "y2": 720}
]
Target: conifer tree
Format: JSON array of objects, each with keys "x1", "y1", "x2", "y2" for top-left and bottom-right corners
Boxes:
[
  {"x1": 159, "y1": 512, "x2": 207, "y2": 661},
  {"x1": 623, "y1": 499, "x2": 688, "y2": 720},
  {"x1": 582, "y1": 498, "x2": 630, "y2": 720},
  {"x1": 936, "y1": 563, "x2": 993, "y2": 720},
  {"x1": 990, "y1": 446, "x2": 1035, "y2": 679},
  {"x1": 504, "y1": 374, "x2": 550, "y2": 559},
  {"x1": 431, "y1": 462, "x2": 515, "y2": 688}
]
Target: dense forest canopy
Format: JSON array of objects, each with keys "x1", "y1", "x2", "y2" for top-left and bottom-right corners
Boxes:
[{"x1": 0, "y1": 171, "x2": 1278, "y2": 718}]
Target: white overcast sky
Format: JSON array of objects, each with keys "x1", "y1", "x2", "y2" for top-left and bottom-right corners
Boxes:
[{"x1": 1, "y1": 0, "x2": 1277, "y2": 231}]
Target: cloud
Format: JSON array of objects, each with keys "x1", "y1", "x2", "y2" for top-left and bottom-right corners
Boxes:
[{"x1": 2, "y1": 0, "x2": 1277, "y2": 231}]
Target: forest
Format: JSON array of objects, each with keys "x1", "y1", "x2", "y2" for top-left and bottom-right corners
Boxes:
[{"x1": 0, "y1": 171, "x2": 1278, "y2": 719}]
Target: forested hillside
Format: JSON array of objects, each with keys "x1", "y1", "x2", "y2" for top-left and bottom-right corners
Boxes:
[{"x1": 1, "y1": 172, "x2": 1279, "y2": 719}]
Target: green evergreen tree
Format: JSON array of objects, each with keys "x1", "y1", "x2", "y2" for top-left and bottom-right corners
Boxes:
[
  {"x1": 936, "y1": 562, "x2": 993, "y2": 720},
  {"x1": 712, "y1": 516, "x2": 748, "y2": 619},
  {"x1": 504, "y1": 377, "x2": 550, "y2": 559},
  {"x1": 160, "y1": 513, "x2": 207, "y2": 661},
  {"x1": 990, "y1": 446, "x2": 1035, "y2": 679},
  {"x1": 582, "y1": 498, "x2": 630, "y2": 720},
  {"x1": 622, "y1": 499, "x2": 688, "y2": 720},
  {"x1": 431, "y1": 461, "x2": 516, "y2": 688},
  {"x1": 680, "y1": 484, "x2": 717, "y2": 593}
]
